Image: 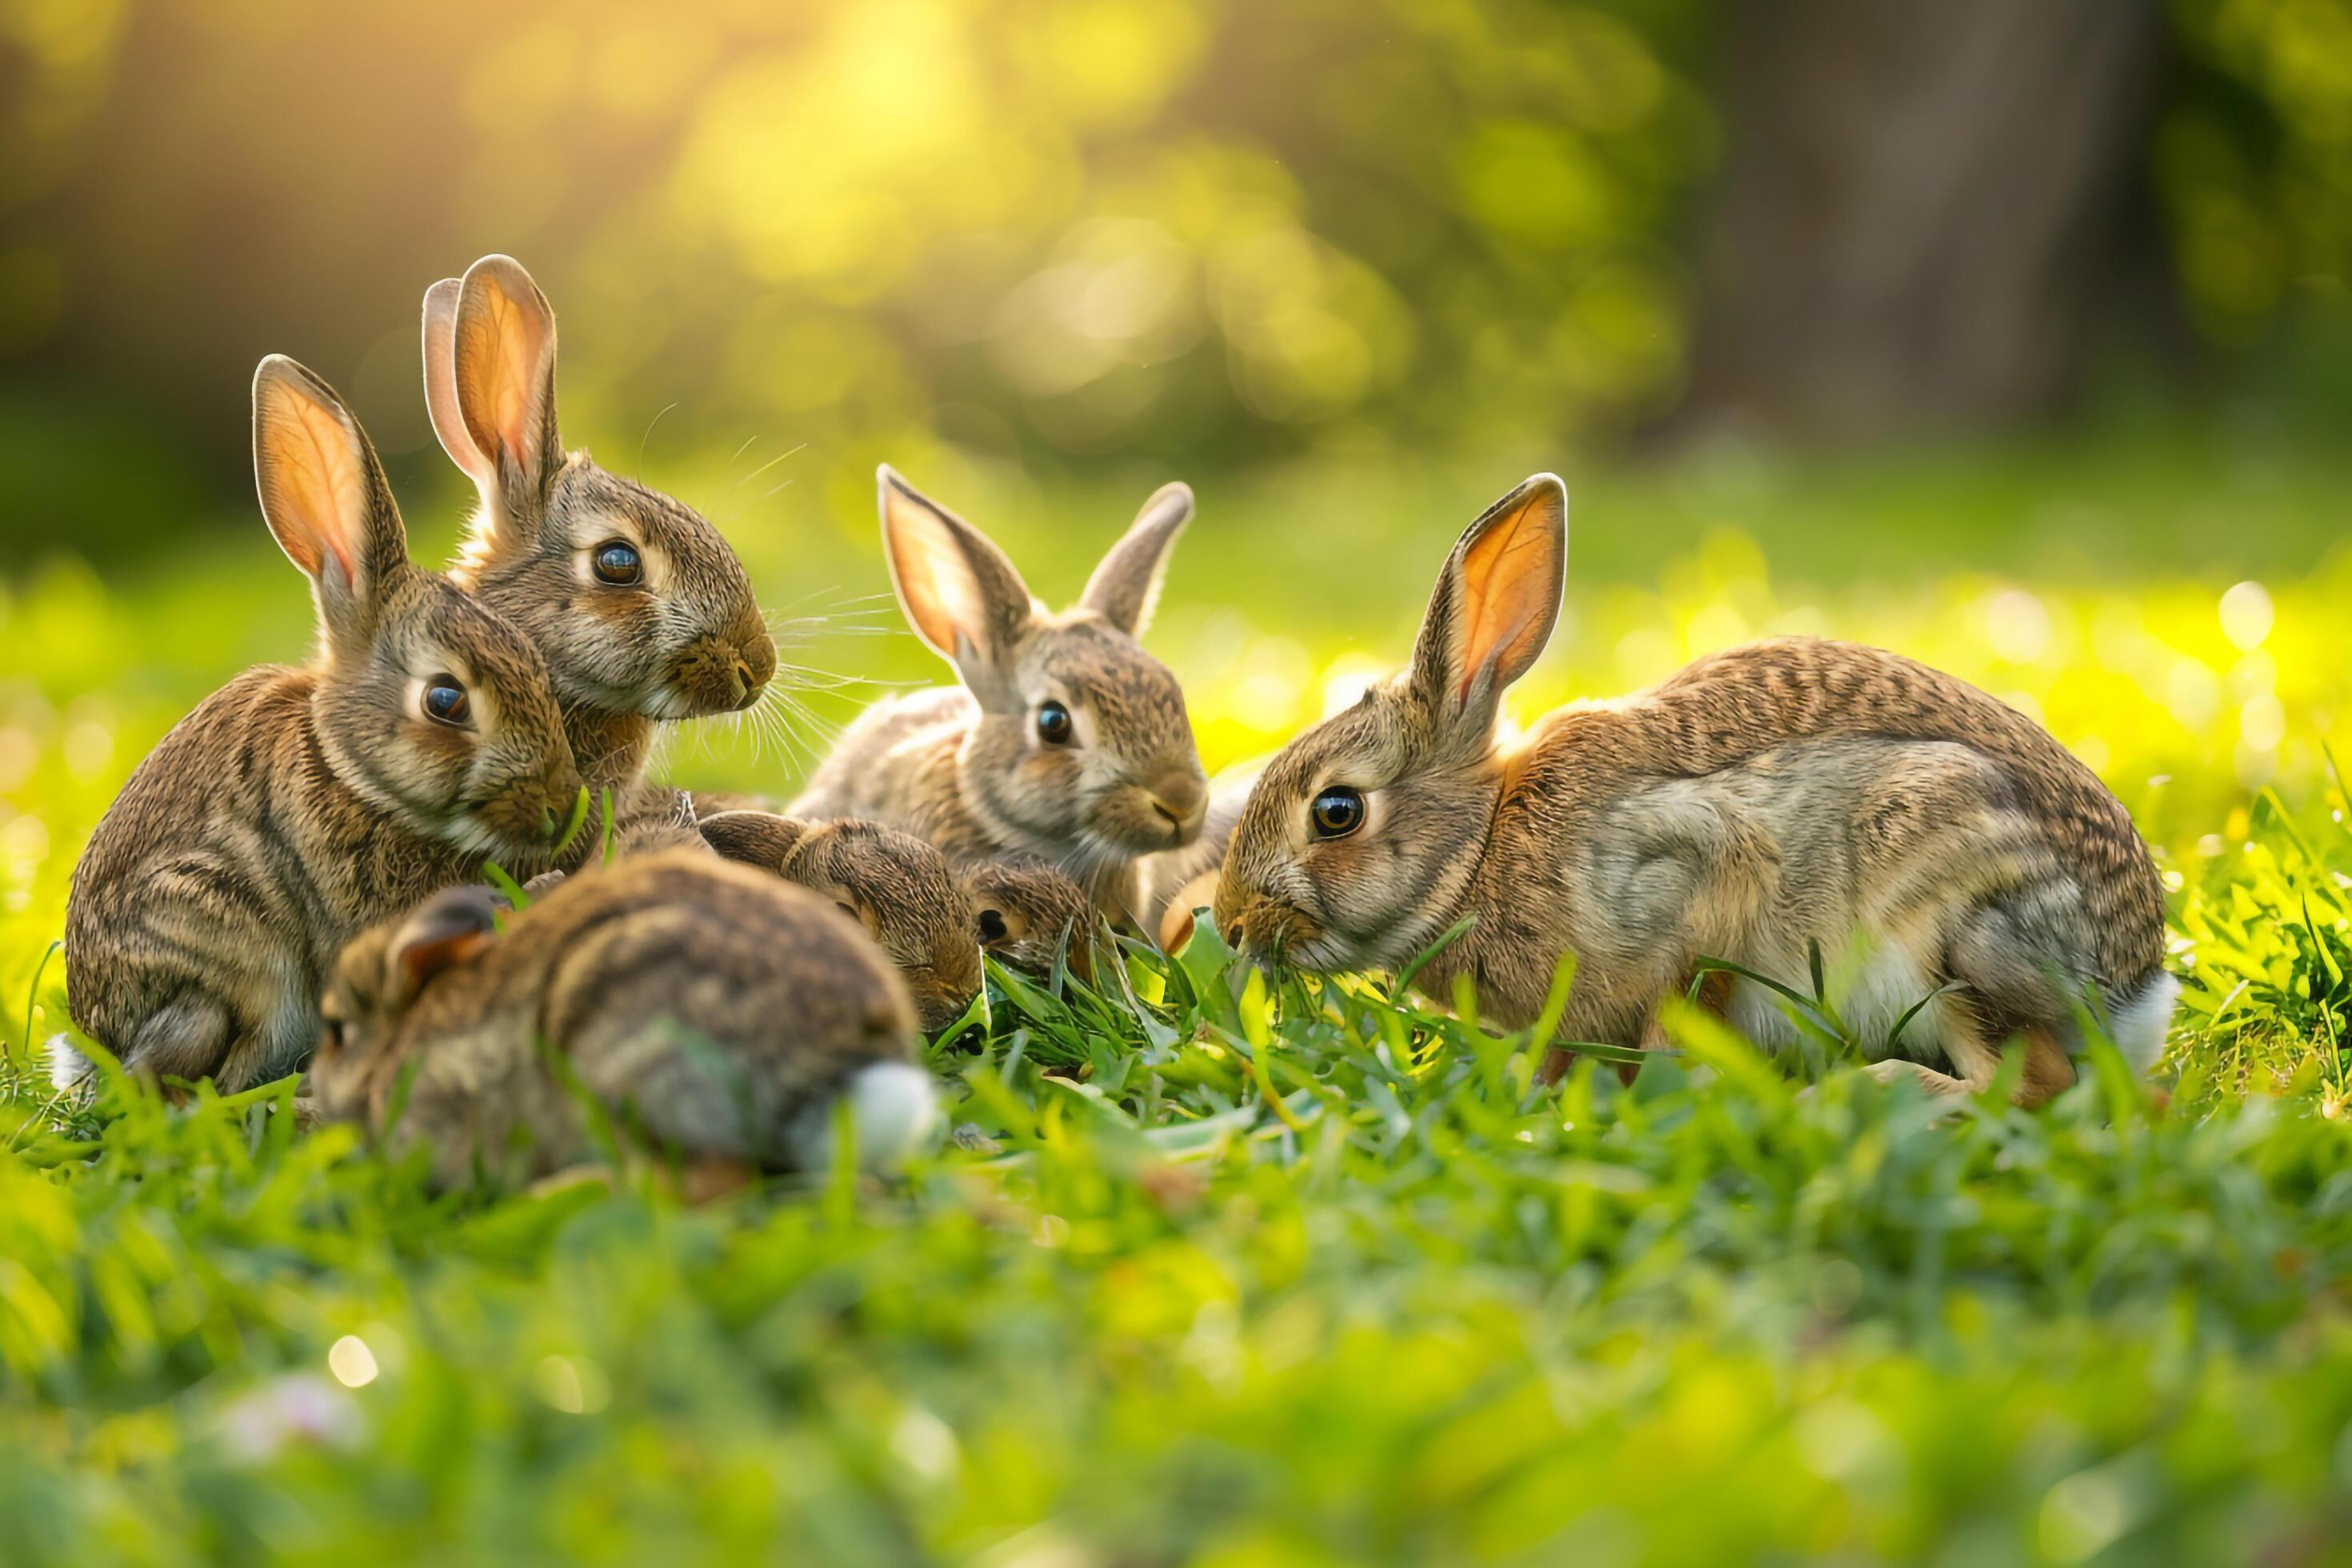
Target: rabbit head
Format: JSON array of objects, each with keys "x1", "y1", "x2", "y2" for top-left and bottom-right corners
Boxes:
[
  {"x1": 423, "y1": 255, "x2": 777, "y2": 726},
  {"x1": 700, "y1": 810, "x2": 983, "y2": 1032},
  {"x1": 1214, "y1": 474, "x2": 1567, "y2": 972},
  {"x1": 310, "y1": 882, "x2": 500, "y2": 1126},
  {"x1": 879, "y1": 466, "x2": 1208, "y2": 876},
  {"x1": 966, "y1": 861, "x2": 1098, "y2": 981},
  {"x1": 255, "y1": 356, "x2": 583, "y2": 863}
]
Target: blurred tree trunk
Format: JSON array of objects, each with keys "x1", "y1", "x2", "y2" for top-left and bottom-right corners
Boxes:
[{"x1": 1675, "y1": 0, "x2": 2167, "y2": 443}]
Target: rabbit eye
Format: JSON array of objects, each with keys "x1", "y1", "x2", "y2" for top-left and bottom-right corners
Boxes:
[
  {"x1": 1310, "y1": 786, "x2": 1366, "y2": 840},
  {"x1": 322, "y1": 1017, "x2": 347, "y2": 1054},
  {"x1": 1035, "y1": 700, "x2": 1074, "y2": 746},
  {"x1": 592, "y1": 540, "x2": 643, "y2": 586},
  {"x1": 422, "y1": 678, "x2": 470, "y2": 726},
  {"x1": 978, "y1": 909, "x2": 1009, "y2": 943}
]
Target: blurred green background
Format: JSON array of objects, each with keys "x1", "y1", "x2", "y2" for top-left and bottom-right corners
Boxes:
[{"x1": 3, "y1": 0, "x2": 2351, "y2": 830}]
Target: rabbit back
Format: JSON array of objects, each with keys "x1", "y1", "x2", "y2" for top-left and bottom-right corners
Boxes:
[{"x1": 1526, "y1": 638, "x2": 2163, "y2": 986}]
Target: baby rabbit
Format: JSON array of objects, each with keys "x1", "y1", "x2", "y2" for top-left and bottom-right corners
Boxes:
[
  {"x1": 421, "y1": 254, "x2": 775, "y2": 842},
  {"x1": 697, "y1": 810, "x2": 983, "y2": 1031},
  {"x1": 1214, "y1": 475, "x2": 2176, "y2": 1106},
  {"x1": 790, "y1": 468, "x2": 1209, "y2": 923},
  {"x1": 310, "y1": 849, "x2": 938, "y2": 1186},
  {"x1": 65, "y1": 358, "x2": 583, "y2": 1091},
  {"x1": 966, "y1": 861, "x2": 1099, "y2": 982}
]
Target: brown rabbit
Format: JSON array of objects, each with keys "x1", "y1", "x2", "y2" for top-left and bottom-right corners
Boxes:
[
  {"x1": 1214, "y1": 475, "x2": 2176, "y2": 1105},
  {"x1": 966, "y1": 860, "x2": 1100, "y2": 981},
  {"x1": 421, "y1": 254, "x2": 775, "y2": 843},
  {"x1": 63, "y1": 358, "x2": 584, "y2": 1092},
  {"x1": 310, "y1": 849, "x2": 937, "y2": 1186},
  {"x1": 697, "y1": 810, "x2": 983, "y2": 1030},
  {"x1": 790, "y1": 468, "x2": 1208, "y2": 923}
]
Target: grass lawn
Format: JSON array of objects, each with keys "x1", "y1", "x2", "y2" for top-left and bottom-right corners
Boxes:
[{"x1": 4, "y1": 430, "x2": 2352, "y2": 1565}]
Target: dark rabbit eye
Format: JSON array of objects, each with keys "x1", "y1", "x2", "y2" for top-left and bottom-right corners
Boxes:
[
  {"x1": 1035, "y1": 700, "x2": 1074, "y2": 746},
  {"x1": 978, "y1": 909, "x2": 1009, "y2": 943},
  {"x1": 592, "y1": 540, "x2": 643, "y2": 586},
  {"x1": 1310, "y1": 786, "x2": 1366, "y2": 840},
  {"x1": 422, "y1": 677, "x2": 470, "y2": 726}
]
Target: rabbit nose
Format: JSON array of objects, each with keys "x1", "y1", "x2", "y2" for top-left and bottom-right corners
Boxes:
[
  {"x1": 727, "y1": 659, "x2": 761, "y2": 710},
  {"x1": 1146, "y1": 771, "x2": 1206, "y2": 834},
  {"x1": 740, "y1": 633, "x2": 777, "y2": 690}
]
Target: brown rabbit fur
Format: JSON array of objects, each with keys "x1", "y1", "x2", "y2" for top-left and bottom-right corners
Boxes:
[
  {"x1": 789, "y1": 468, "x2": 1209, "y2": 923},
  {"x1": 310, "y1": 850, "x2": 935, "y2": 1186},
  {"x1": 697, "y1": 810, "x2": 983, "y2": 1031},
  {"x1": 966, "y1": 861, "x2": 1099, "y2": 981},
  {"x1": 1215, "y1": 475, "x2": 2175, "y2": 1106},
  {"x1": 422, "y1": 255, "x2": 775, "y2": 843},
  {"x1": 65, "y1": 358, "x2": 584, "y2": 1092}
]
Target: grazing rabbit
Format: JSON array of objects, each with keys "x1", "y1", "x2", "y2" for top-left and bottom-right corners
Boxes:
[
  {"x1": 1214, "y1": 475, "x2": 2176, "y2": 1106},
  {"x1": 63, "y1": 358, "x2": 584, "y2": 1092},
  {"x1": 310, "y1": 849, "x2": 938, "y2": 1186},
  {"x1": 790, "y1": 467, "x2": 1209, "y2": 923},
  {"x1": 420, "y1": 254, "x2": 775, "y2": 843},
  {"x1": 966, "y1": 861, "x2": 1099, "y2": 982},
  {"x1": 697, "y1": 810, "x2": 983, "y2": 1031}
]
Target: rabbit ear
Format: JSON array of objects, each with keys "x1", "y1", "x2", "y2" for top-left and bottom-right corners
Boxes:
[
  {"x1": 421, "y1": 277, "x2": 495, "y2": 492},
  {"x1": 1080, "y1": 481, "x2": 1193, "y2": 638},
  {"x1": 451, "y1": 254, "x2": 562, "y2": 532},
  {"x1": 251, "y1": 355, "x2": 410, "y2": 659},
  {"x1": 385, "y1": 885, "x2": 501, "y2": 1010},
  {"x1": 878, "y1": 466, "x2": 1035, "y2": 686},
  {"x1": 698, "y1": 810, "x2": 809, "y2": 870},
  {"x1": 1408, "y1": 474, "x2": 1567, "y2": 741}
]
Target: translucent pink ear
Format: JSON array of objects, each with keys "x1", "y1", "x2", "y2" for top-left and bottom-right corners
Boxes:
[
  {"x1": 451, "y1": 254, "x2": 561, "y2": 514},
  {"x1": 877, "y1": 466, "x2": 1035, "y2": 676},
  {"x1": 386, "y1": 886, "x2": 501, "y2": 1010},
  {"x1": 422, "y1": 276, "x2": 494, "y2": 491},
  {"x1": 1410, "y1": 474, "x2": 1568, "y2": 731},
  {"x1": 1080, "y1": 481, "x2": 1193, "y2": 638},
  {"x1": 251, "y1": 354, "x2": 409, "y2": 657}
]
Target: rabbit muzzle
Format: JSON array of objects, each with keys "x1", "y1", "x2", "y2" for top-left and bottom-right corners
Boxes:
[
  {"x1": 1097, "y1": 768, "x2": 1210, "y2": 852},
  {"x1": 1223, "y1": 894, "x2": 1323, "y2": 965},
  {"x1": 470, "y1": 767, "x2": 581, "y2": 860},
  {"x1": 665, "y1": 630, "x2": 776, "y2": 717}
]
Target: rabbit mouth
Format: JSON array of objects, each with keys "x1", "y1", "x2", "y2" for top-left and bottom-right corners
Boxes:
[
  {"x1": 1230, "y1": 898, "x2": 1326, "y2": 964},
  {"x1": 660, "y1": 636, "x2": 772, "y2": 717}
]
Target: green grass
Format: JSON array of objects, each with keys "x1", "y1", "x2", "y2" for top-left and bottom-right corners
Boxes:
[{"x1": 6, "y1": 436, "x2": 2352, "y2": 1565}]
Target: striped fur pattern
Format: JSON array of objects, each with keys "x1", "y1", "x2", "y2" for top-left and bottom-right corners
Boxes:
[
  {"x1": 790, "y1": 467, "x2": 1209, "y2": 923},
  {"x1": 698, "y1": 810, "x2": 983, "y2": 1031},
  {"x1": 1214, "y1": 474, "x2": 2175, "y2": 1103},
  {"x1": 309, "y1": 850, "x2": 925, "y2": 1186},
  {"x1": 64, "y1": 358, "x2": 583, "y2": 1091},
  {"x1": 422, "y1": 255, "x2": 774, "y2": 846}
]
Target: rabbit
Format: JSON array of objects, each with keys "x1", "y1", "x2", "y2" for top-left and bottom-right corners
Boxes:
[
  {"x1": 790, "y1": 467, "x2": 1209, "y2": 925},
  {"x1": 1213, "y1": 474, "x2": 2177, "y2": 1106},
  {"x1": 310, "y1": 849, "x2": 937, "y2": 1187},
  {"x1": 62, "y1": 357, "x2": 585, "y2": 1093},
  {"x1": 697, "y1": 810, "x2": 983, "y2": 1031},
  {"x1": 966, "y1": 860, "x2": 1100, "y2": 982},
  {"x1": 420, "y1": 254, "x2": 776, "y2": 846}
]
